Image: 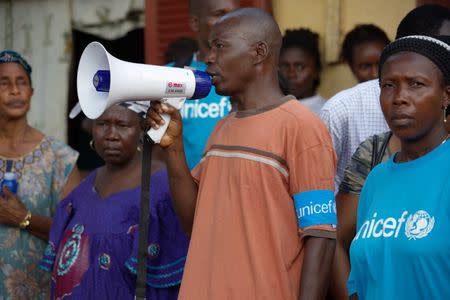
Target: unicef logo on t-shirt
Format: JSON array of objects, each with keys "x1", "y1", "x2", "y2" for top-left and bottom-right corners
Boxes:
[
  {"x1": 405, "y1": 210, "x2": 435, "y2": 240},
  {"x1": 181, "y1": 97, "x2": 231, "y2": 119},
  {"x1": 354, "y1": 210, "x2": 435, "y2": 241}
]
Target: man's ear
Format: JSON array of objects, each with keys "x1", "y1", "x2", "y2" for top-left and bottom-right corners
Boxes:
[
  {"x1": 253, "y1": 41, "x2": 269, "y2": 65},
  {"x1": 189, "y1": 15, "x2": 200, "y2": 33}
]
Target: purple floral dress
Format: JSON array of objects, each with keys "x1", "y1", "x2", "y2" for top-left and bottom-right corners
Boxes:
[
  {"x1": 40, "y1": 169, "x2": 189, "y2": 300},
  {"x1": 0, "y1": 136, "x2": 78, "y2": 300}
]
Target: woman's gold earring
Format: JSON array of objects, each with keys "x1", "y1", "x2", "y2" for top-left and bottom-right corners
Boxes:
[
  {"x1": 137, "y1": 146, "x2": 142, "y2": 152},
  {"x1": 89, "y1": 140, "x2": 95, "y2": 151},
  {"x1": 444, "y1": 106, "x2": 448, "y2": 124}
]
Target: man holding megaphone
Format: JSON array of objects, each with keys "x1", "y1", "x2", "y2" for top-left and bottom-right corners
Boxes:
[{"x1": 147, "y1": 8, "x2": 337, "y2": 300}]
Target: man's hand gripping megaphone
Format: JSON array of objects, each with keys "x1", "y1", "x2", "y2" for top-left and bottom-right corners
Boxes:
[{"x1": 145, "y1": 98, "x2": 184, "y2": 147}]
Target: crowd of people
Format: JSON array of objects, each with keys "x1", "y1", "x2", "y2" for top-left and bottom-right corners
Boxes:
[{"x1": 0, "y1": 1, "x2": 449, "y2": 299}]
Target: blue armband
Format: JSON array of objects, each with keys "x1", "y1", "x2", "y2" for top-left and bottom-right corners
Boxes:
[{"x1": 293, "y1": 190, "x2": 336, "y2": 229}]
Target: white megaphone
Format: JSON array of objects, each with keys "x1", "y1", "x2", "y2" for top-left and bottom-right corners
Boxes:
[{"x1": 76, "y1": 41, "x2": 211, "y2": 143}]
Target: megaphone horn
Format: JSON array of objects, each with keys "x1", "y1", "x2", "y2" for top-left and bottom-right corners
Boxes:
[{"x1": 76, "y1": 41, "x2": 211, "y2": 143}]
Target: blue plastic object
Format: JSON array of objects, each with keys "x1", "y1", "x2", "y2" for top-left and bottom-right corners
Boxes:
[
  {"x1": 1, "y1": 172, "x2": 18, "y2": 194},
  {"x1": 93, "y1": 70, "x2": 110, "y2": 92},
  {"x1": 191, "y1": 70, "x2": 212, "y2": 99}
]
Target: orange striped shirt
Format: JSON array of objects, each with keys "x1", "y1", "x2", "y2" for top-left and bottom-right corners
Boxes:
[{"x1": 179, "y1": 97, "x2": 336, "y2": 300}]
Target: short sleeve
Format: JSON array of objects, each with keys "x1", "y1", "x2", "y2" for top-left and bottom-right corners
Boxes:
[
  {"x1": 346, "y1": 169, "x2": 375, "y2": 298},
  {"x1": 288, "y1": 118, "x2": 337, "y2": 238},
  {"x1": 191, "y1": 133, "x2": 212, "y2": 184},
  {"x1": 39, "y1": 196, "x2": 74, "y2": 272},
  {"x1": 319, "y1": 94, "x2": 352, "y2": 190},
  {"x1": 191, "y1": 161, "x2": 203, "y2": 185},
  {"x1": 319, "y1": 100, "x2": 348, "y2": 177},
  {"x1": 339, "y1": 136, "x2": 375, "y2": 194},
  {"x1": 191, "y1": 116, "x2": 227, "y2": 183},
  {"x1": 49, "y1": 138, "x2": 79, "y2": 197},
  {"x1": 125, "y1": 170, "x2": 189, "y2": 290}
]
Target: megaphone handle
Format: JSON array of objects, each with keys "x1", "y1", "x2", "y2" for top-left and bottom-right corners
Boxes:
[{"x1": 146, "y1": 113, "x2": 171, "y2": 144}]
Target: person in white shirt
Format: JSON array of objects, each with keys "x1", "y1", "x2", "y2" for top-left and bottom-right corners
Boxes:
[
  {"x1": 279, "y1": 28, "x2": 326, "y2": 114},
  {"x1": 320, "y1": 79, "x2": 386, "y2": 190}
]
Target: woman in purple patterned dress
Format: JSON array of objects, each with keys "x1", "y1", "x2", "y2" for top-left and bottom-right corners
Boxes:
[{"x1": 40, "y1": 103, "x2": 189, "y2": 299}]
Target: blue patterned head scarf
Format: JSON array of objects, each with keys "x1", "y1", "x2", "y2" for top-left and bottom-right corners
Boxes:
[{"x1": 0, "y1": 50, "x2": 32, "y2": 76}]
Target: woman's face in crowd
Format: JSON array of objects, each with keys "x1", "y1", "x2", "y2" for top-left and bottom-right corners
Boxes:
[
  {"x1": 92, "y1": 105, "x2": 142, "y2": 166},
  {"x1": 380, "y1": 51, "x2": 450, "y2": 142},
  {"x1": 0, "y1": 62, "x2": 33, "y2": 120},
  {"x1": 350, "y1": 41, "x2": 386, "y2": 83},
  {"x1": 193, "y1": 0, "x2": 239, "y2": 54},
  {"x1": 279, "y1": 47, "x2": 318, "y2": 99}
]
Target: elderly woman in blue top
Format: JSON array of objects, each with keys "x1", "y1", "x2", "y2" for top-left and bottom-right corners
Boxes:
[{"x1": 348, "y1": 35, "x2": 450, "y2": 300}]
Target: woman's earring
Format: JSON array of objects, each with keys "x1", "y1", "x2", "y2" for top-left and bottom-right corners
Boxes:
[
  {"x1": 137, "y1": 135, "x2": 144, "y2": 152},
  {"x1": 89, "y1": 140, "x2": 96, "y2": 151},
  {"x1": 444, "y1": 106, "x2": 448, "y2": 124}
]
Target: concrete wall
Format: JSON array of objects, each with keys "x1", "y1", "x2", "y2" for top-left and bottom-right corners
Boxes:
[{"x1": 272, "y1": 0, "x2": 415, "y2": 99}]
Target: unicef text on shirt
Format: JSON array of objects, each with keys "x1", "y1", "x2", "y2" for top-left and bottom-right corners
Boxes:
[
  {"x1": 354, "y1": 210, "x2": 435, "y2": 240},
  {"x1": 181, "y1": 97, "x2": 231, "y2": 119}
]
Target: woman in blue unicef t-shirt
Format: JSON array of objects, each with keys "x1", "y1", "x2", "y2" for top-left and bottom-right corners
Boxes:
[{"x1": 348, "y1": 35, "x2": 450, "y2": 300}]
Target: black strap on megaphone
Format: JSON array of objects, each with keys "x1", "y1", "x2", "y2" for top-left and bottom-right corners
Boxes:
[
  {"x1": 135, "y1": 56, "x2": 192, "y2": 299},
  {"x1": 135, "y1": 134, "x2": 154, "y2": 300}
]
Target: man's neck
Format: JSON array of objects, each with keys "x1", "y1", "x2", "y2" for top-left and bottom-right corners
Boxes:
[
  {"x1": 233, "y1": 74, "x2": 285, "y2": 111},
  {"x1": 297, "y1": 89, "x2": 315, "y2": 100}
]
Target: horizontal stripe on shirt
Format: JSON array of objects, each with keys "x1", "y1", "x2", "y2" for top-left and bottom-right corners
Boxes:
[{"x1": 200, "y1": 145, "x2": 289, "y2": 178}]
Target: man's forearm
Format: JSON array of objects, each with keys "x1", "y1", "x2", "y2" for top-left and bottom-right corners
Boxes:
[
  {"x1": 299, "y1": 236, "x2": 336, "y2": 300},
  {"x1": 165, "y1": 139, "x2": 198, "y2": 236}
]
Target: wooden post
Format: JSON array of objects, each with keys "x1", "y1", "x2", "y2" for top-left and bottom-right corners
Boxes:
[{"x1": 145, "y1": 0, "x2": 159, "y2": 64}]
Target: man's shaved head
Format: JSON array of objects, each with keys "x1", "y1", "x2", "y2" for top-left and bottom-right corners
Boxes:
[
  {"x1": 205, "y1": 7, "x2": 284, "y2": 99},
  {"x1": 217, "y1": 8, "x2": 282, "y2": 63}
]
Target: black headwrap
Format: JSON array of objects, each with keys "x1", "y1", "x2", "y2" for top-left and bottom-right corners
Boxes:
[{"x1": 378, "y1": 35, "x2": 450, "y2": 83}]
